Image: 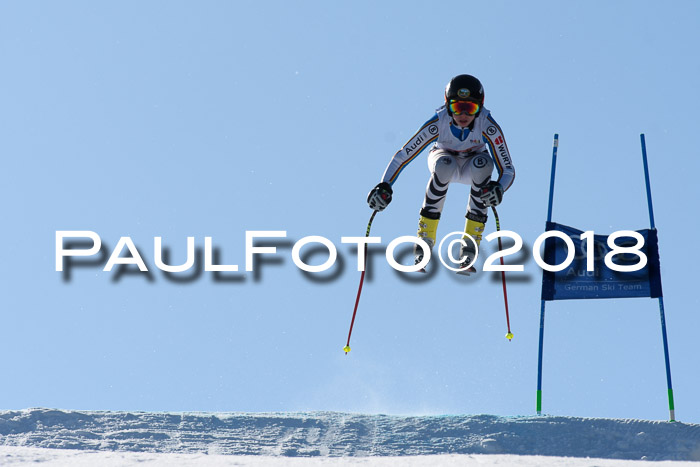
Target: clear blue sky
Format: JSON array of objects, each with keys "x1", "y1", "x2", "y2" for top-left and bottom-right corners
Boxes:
[{"x1": 2, "y1": 1, "x2": 699, "y2": 423}]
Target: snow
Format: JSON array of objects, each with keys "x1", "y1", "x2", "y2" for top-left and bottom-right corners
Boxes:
[
  {"x1": 1, "y1": 409, "x2": 700, "y2": 465},
  {"x1": 1, "y1": 448, "x2": 699, "y2": 467}
]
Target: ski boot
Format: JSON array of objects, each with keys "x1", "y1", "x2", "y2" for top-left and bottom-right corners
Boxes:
[
  {"x1": 456, "y1": 212, "x2": 486, "y2": 276},
  {"x1": 415, "y1": 211, "x2": 439, "y2": 272}
]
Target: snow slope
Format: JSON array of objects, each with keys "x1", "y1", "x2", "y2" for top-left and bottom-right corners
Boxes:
[
  {"x1": 2, "y1": 448, "x2": 700, "y2": 467},
  {"x1": 1, "y1": 408, "x2": 700, "y2": 465}
]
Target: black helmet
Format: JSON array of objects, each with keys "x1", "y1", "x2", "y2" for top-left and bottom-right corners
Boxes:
[{"x1": 445, "y1": 74, "x2": 484, "y2": 114}]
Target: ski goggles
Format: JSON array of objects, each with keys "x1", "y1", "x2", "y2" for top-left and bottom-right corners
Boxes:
[{"x1": 448, "y1": 100, "x2": 480, "y2": 116}]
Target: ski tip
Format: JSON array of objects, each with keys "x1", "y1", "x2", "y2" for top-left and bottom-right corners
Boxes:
[
  {"x1": 455, "y1": 268, "x2": 475, "y2": 276},
  {"x1": 343, "y1": 345, "x2": 351, "y2": 354}
]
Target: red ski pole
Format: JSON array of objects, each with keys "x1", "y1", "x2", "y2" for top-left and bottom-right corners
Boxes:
[
  {"x1": 344, "y1": 210, "x2": 378, "y2": 354},
  {"x1": 491, "y1": 206, "x2": 513, "y2": 341}
]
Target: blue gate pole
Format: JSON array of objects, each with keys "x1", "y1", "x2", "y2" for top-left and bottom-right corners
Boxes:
[
  {"x1": 546, "y1": 134, "x2": 559, "y2": 224},
  {"x1": 641, "y1": 133, "x2": 675, "y2": 422},
  {"x1": 641, "y1": 134, "x2": 656, "y2": 230},
  {"x1": 537, "y1": 133, "x2": 559, "y2": 415}
]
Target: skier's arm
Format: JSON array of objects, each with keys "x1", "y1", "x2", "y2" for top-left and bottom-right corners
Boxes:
[
  {"x1": 482, "y1": 115, "x2": 515, "y2": 191},
  {"x1": 380, "y1": 114, "x2": 439, "y2": 186}
]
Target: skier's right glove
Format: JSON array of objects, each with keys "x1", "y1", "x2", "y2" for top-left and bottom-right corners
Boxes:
[{"x1": 367, "y1": 182, "x2": 393, "y2": 211}]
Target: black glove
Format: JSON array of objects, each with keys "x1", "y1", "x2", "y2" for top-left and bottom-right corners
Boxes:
[
  {"x1": 367, "y1": 182, "x2": 393, "y2": 211},
  {"x1": 480, "y1": 181, "x2": 503, "y2": 207}
]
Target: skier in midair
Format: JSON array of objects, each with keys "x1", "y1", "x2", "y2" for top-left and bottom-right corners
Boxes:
[{"x1": 366, "y1": 74, "x2": 515, "y2": 274}]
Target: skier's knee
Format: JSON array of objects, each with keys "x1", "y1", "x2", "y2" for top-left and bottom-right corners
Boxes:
[
  {"x1": 471, "y1": 154, "x2": 494, "y2": 174},
  {"x1": 432, "y1": 156, "x2": 457, "y2": 181}
]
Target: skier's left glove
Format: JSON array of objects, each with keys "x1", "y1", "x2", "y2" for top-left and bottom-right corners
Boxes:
[
  {"x1": 367, "y1": 182, "x2": 393, "y2": 211},
  {"x1": 480, "y1": 181, "x2": 503, "y2": 207}
]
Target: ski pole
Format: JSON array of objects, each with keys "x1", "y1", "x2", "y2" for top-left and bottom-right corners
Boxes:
[
  {"x1": 344, "y1": 210, "x2": 378, "y2": 354},
  {"x1": 491, "y1": 206, "x2": 513, "y2": 341}
]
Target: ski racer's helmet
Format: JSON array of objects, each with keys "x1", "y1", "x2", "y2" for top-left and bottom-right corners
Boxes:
[{"x1": 445, "y1": 74, "x2": 484, "y2": 116}]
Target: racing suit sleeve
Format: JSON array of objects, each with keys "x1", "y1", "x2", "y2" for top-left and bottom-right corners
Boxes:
[
  {"x1": 380, "y1": 114, "x2": 439, "y2": 185},
  {"x1": 481, "y1": 114, "x2": 515, "y2": 191}
]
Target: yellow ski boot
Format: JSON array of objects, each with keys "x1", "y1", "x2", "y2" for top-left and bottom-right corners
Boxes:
[
  {"x1": 457, "y1": 212, "x2": 487, "y2": 275},
  {"x1": 415, "y1": 213, "x2": 439, "y2": 271}
]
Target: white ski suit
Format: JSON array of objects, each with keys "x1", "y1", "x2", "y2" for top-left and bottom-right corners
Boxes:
[{"x1": 380, "y1": 105, "x2": 515, "y2": 218}]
